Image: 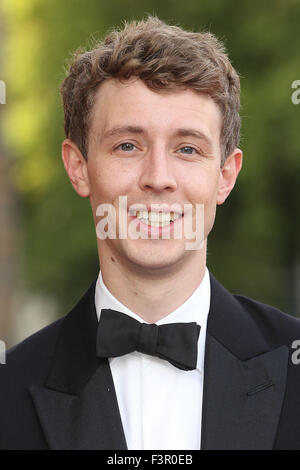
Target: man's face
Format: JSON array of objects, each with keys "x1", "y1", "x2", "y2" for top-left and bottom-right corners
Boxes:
[{"x1": 63, "y1": 78, "x2": 241, "y2": 274}]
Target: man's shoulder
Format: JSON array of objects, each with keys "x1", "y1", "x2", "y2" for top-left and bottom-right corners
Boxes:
[
  {"x1": 5, "y1": 278, "x2": 96, "y2": 362},
  {"x1": 1, "y1": 279, "x2": 97, "y2": 386},
  {"x1": 209, "y1": 272, "x2": 300, "y2": 356},
  {"x1": 2, "y1": 316, "x2": 65, "y2": 382},
  {"x1": 233, "y1": 293, "x2": 300, "y2": 346},
  {"x1": 8, "y1": 315, "x2": 64, "y2": 356}
]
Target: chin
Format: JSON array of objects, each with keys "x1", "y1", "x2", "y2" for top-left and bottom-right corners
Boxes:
[{"x1": 120, "y1": 240, "x2": 188, "y2": 272}]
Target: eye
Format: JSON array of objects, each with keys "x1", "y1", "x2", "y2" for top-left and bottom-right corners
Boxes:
[
  {"x1": 117, "y1": 142, "x2": 136, "y2": 152},
  {"x1": 178, "y1": 146, "x2": 198, "y2": 155}
]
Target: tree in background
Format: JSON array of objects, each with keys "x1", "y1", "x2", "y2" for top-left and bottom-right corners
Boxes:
[{"x1": 2, "y1": 0, "x2": 300, "y2": 318}]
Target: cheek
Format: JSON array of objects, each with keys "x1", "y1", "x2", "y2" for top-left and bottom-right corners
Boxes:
[
  {"x1": 88, "y1": 161, "x2": 136, "y2": 207},
  {"x1": 185, "y1": 170, "x2": 220, "y2": 229},
  {"x1": 187, "y1": 173, "x2": 220, "y2": 205}
]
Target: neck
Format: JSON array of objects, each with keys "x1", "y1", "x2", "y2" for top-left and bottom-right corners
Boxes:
[{"x1": 98, "y1": 242, "x2": 207, "y2": 323}]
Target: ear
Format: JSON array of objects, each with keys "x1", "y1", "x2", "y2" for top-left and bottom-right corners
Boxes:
[
  {"x1": 61, "y1": 139, "x2": 90, "y2": 198},
  {"x1": 217, "y1": 148, "x2": 243, "y2": 205}
]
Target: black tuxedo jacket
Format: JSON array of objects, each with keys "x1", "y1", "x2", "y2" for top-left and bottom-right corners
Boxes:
[{"x1": 1, "y1": 273, "x2": 300, "y2": 450}]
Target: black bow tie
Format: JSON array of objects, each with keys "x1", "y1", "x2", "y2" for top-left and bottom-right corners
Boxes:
[{"x1": 96, "y1": 309, "x2": 200, "y2": 371}]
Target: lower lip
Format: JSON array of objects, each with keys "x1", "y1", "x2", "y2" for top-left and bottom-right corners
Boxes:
[{"x1": 128, "y1": 214, "x2": 183, "y2": 238}]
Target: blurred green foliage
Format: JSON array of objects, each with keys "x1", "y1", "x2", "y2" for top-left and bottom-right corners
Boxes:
[{"x1": 2, "y1": 0, "x2": 300, "y2": 314}]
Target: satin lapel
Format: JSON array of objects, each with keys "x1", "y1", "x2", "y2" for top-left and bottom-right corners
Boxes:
[
  {"x1": 201, "y1": 274, "x2": 289, "y2": 450},
  {"x1": 29, "y1": 359, "x2": 127, "y2": 450},
  {"x1": 201, "y1": 334, "x2": 288, "y2": 450},
  {"x1": 29, "y1": 281, "x2": 127, "y2": 450}
]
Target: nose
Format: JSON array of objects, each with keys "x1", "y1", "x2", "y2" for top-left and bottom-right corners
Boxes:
[{"x1": 138, "y1": 145, "x2": 178, "y2": 193}]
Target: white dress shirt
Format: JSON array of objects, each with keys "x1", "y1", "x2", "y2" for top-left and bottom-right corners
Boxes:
[{"x1": 94, "y1": 268, "x2": 210, "y2": 450}]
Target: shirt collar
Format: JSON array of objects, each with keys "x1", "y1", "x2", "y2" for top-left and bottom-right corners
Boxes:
[{"x1": 95, "y1": 268, "x2": 211, "y2": 373}]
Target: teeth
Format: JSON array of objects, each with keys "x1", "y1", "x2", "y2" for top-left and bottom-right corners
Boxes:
[{"x1": 134, "y1": 211, "x2": 181, "y2": 226}]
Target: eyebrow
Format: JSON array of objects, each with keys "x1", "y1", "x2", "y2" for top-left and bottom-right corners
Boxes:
[
  {"x1": 175, "y1": 128, "x2": 213, "y2": 149},
  {"x1": 101, "y1": 125, "x2": 213, "y2": 149},
  {"x1": 102, "y1": 125, "x2": 144, "y2": 141}
]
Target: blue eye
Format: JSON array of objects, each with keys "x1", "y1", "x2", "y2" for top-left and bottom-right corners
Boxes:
[
  {"x1": 179, "y1": 146, "x2": 196, "y2": 155},
  {"x1": 118, "y1": 143, "x2": 135, "y2": 151}
]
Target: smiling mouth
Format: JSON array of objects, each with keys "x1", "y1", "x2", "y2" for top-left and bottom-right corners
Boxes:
[{"x1": 129, "y1": 210, "x2": 183, "y2": 227}]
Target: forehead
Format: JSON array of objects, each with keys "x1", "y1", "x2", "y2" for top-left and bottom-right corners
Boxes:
[{"x1": 89, "y1": 78, "x2": 222, "y2": 145}]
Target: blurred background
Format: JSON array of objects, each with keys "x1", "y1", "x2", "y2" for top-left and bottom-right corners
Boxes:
[{"x1": 0, "y1": 0, "x2": 299, "y2": 347}]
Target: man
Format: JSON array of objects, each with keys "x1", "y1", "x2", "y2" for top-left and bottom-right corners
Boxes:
[{"x1": 1, "y1": 16, "x2": 300, "y2": 450}]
